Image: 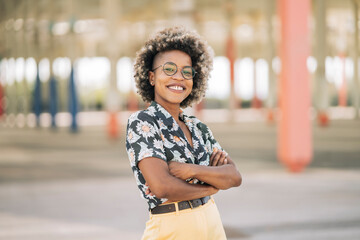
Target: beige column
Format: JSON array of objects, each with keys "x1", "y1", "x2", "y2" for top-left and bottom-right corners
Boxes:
[
  {"x1": 252, "y1": 58, "x2": 261, "y2": 108},
  {"x1": 14, "y1": 1, "x2": 23, "y2": 126},
  {"x1": 103, "y1": 0, "x2": 121, "y2": 139},
  {"x1": 353, "y1": 0, "x2": 360, "y2": 119},
  {"x1": 5, "y1": 0, "x2": 17, "y2": 126},
  {"x1": 315, "y1": 0, "x2": 329, "y2": 126},
  {"x1": 67, "y1": 0, "x2": 79, "y2": 132},
  {"x1": 225, "y1": 0, "x2": 237, "y2": 123},
  {"x1": 265, "y1": 0, "x2": 277, "y2": 123},
  {"x1": 21, "y1": 0, "x2": 31, "y2": 126}
]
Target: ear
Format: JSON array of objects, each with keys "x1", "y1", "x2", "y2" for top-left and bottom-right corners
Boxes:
[{"x1": 148, "y1": 71, "x2": 155, "y2": 86}]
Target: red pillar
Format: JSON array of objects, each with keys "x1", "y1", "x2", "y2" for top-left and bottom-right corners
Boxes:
[
  {"x1": 194, "y1": 100, "x2": 204, "y2": 121},
  {"x1": 317, "y1": 111, "x2": 329, "y2": 126},
  {"x1": 108, "y1": 112, "x2": 118, "y2": 138},
  {"x1": 128, "y1": 90, "x2": 139, "y2": 111},
  {"x1": 252, "y1": 60, "x2": 262, "y2": 108},
  {"x1": 338, "y1": 55, "x2": 347, "y2": 107},
  {"x1": 226, "y1": 33, "x2": 239, "y2": 111},
  {"x1": 278, "y1": 0, "x2": 312, "y2": 172}
]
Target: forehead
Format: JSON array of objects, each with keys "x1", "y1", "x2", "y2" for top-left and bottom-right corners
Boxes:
[{"x1": 153, "y1": 50, "x2": 192, "y2": 66}]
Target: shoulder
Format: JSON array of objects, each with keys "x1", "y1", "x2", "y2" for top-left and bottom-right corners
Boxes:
[
  {"x1": 127, "y1": 108, "x2": 159, "y2": 127},
  {"x1": 191, "y1": 116, "x2": 210, "y2": 132},
  {"x1": 183, "y1": 113, "x2": 210, "y2": 134}
]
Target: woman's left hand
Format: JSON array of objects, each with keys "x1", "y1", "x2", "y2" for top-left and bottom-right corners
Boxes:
[
  {"x1": 168, "y1": 161, "x2": 193, "y2": 181},
  {"x1": 210, "y1": 149, "x2": 228, "y2": 166}
]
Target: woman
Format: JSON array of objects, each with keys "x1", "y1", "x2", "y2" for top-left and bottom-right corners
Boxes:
[{"x1": 126, "y1": 26, "x2": 242, "y2": 240}]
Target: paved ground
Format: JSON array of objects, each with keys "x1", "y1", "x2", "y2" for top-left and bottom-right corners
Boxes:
[{"x1": 0, "y1": 119, "x2": 360, "y2": 239}]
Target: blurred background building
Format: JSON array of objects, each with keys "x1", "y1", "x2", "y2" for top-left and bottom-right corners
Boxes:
[
  {"x1": 1, "y1": 0, "x2": 360, "y2": 170},
  {"x1": 1, "y1": 0, "x2": 359, "y2": 126}
]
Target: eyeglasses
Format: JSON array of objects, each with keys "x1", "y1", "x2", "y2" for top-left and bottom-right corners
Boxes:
[{"x1": 152, "y1": 62, "x2": 196, "y2": 80}]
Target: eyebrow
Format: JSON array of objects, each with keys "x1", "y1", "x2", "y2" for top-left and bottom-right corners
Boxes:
[{"x1": 164, "y1": 61, "x2": 192, "y2": 67}]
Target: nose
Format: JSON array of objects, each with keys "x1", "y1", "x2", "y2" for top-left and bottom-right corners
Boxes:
[{"x1": 172, "y1": 69, "x2": 184, "y2": 80}]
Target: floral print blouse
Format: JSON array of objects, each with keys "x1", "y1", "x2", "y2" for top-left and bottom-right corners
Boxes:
[{"x1": 125, "y1": 101, "x2": 224, "y2": 210}]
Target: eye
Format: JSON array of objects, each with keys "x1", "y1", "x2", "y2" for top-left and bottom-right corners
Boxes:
[
  {"x1": 163, "y1": 63, "x2": 177, "y2": 75},
  {"x1": 165, "y1": 67, "x2": 175, "y2": 72},
  {"x1": 182, "y1": 67, "x2": 194, "y2": 78}
]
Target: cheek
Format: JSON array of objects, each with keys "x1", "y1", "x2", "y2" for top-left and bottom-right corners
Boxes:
[
  {"x1": 187, "y1": 82, "x2": 194, "y2": 93},
  {"x1": 187, "y1": 81, "x2": 193, "y2": 90}
]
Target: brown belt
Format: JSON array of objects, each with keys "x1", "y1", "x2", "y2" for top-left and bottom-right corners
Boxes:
[{"x1": 151, "y1": 196, "x2": 210, "y2": 215}]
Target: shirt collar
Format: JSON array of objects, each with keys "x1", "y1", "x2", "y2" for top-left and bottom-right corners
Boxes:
[{"x1": 149, "y1": 101, "x2": 189, "y2": 128}]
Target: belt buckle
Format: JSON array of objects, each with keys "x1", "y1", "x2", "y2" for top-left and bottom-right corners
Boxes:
[{"x1": 187, "y1": 200, "x2": 193, "y2": 209}]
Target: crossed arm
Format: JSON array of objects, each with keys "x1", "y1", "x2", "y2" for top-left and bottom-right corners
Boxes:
[{"x1": 138, "y1": 149, "x2": 242, "y2": 202}]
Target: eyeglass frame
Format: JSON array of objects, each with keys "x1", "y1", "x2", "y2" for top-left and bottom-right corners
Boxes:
[{"x1": 151, "y1": 62, "x2": 197, "y2": 80}]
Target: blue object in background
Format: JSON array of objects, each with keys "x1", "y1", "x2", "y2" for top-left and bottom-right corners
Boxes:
[
  {"x1": 49, "y1": 75, "x2": 58, "y2": 129},
  {"x1": 68, "y1": 65, "x2": 78, "y2": 132},
  {"x1": 33, "y1": 65, "x2": 42, "y2": 127}
]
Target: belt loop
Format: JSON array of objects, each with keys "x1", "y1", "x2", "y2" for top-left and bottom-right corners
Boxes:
[
  {"x1": 175, "y1": 202, "x2": 180, "y2": 216},
  {"x1": 188, "y1": 200, "x2": 193, "y2": 209}
]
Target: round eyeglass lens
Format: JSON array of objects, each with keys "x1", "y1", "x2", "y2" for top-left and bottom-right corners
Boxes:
[
  {"x1": 163, "y1": 62, "x2": 177, "y2": 75},
  {"x1": 182, "y1": 66, "x2": 194, "y2": 79}
]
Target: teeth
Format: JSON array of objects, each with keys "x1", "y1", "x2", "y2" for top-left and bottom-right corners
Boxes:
[{"x1": 169, "y1": 86, "x2": 184, "y2": 91}]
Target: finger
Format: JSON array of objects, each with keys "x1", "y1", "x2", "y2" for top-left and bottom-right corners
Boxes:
[
  {"x1": 215, "y1": 152, "x2": 225, "y2": 166},
  {"x1": 217, "y1": 152, "x2": 227, "y2": 166},
  {"x1": 210, "y1": 150, "x2": 217, "y2": 165},
  {"x1": 145, "y1": 186, "x2": 154, "y2": 196},
  {"x1": 224, "y1": 152, "x2": 229, "y2": 164},
  {"x1": 145, "y1": 182, "x2": 153, "y2": 195},
  {"x1": 210, "y1": 150, "x2": 222, "y2": 166},
  {"x1": 212, "y1": 151, "x2": 223, "y2": 166},
  {"x1": 217, "y1": 156, "x2": 225, "y2": 166},
  {"x1": 210, "y1": 152, "x2": 216, "y2": 166}
]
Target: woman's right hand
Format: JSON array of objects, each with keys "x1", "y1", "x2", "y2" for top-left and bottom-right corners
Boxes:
[{"x1": 145, "y1": 182, "x2": 154, "y2": 196}]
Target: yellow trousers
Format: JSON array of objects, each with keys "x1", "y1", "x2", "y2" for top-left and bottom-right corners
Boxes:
[{"x1": 142, "y1": 198, "x2": 227, "y2": 240}]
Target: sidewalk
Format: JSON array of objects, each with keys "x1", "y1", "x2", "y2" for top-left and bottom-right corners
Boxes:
[{"x1": 0, "y1": 120, "x2": 360, "y2": 239}]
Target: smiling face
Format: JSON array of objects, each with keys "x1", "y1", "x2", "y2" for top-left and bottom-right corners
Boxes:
[{"x1": 149, "y1": 50, "x2": 193, "y2": 109}]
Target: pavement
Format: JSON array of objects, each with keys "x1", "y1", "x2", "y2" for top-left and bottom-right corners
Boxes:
[{"x1": 0, "y1": 118, "x2": 360, "y2": 240}]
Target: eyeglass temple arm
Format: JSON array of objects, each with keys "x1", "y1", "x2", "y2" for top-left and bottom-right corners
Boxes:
[{"x1": 152, "y1": 65, "x2": 162, "y2": 71}]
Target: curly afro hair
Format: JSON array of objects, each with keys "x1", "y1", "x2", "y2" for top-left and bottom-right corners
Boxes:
[{"x1": 133, "y1": 26, "x2": 214, "y2": 108}]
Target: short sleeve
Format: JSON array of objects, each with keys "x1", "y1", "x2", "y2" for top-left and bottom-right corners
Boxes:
[
  {"x1": 126, "y1": 111, "x2": 167, "y2": 167},
  {"x1": 197, "y1": 121, "x2": 225, "y2": 154}
]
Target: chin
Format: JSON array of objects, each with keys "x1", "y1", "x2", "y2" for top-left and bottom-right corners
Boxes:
[
  {"x1": 169, "y1": 99, "x2": 185, "y2": 105},
  {"x1": 163, "y1": 97, "x2": 185, "y2": 106}
]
